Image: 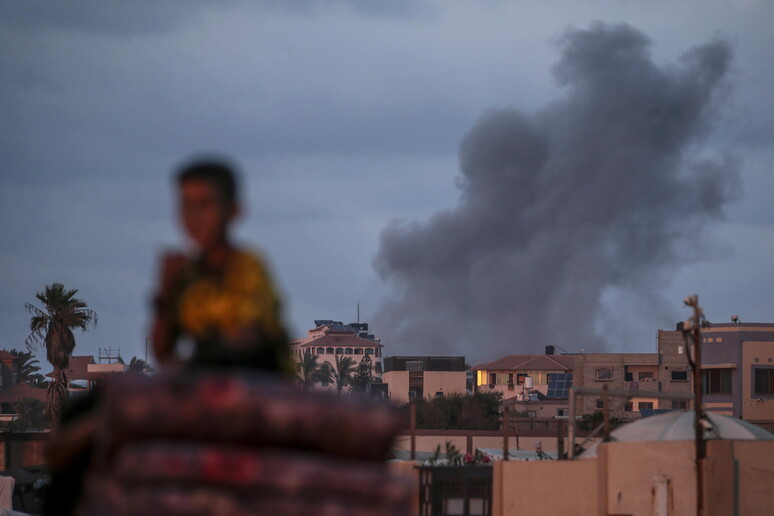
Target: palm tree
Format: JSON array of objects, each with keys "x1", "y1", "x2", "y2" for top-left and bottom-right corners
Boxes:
[
  {"x1": 128, "y1": 356, "x2": 154, "y2": 374},
  {"x1": 331, "y1": 355, "x2": 356, "y2": 395},
  {"x1": 25, "y1": 283, "x2": 97, "y2": 425},
  {"x1": 297, "y1": 351, "x2": 322, "y2": 390},
  {"x1": 9, "y1": 349, "x2": 46, "y2": 386}
]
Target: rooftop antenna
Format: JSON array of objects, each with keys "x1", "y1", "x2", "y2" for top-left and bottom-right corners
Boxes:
[{"x1": 357, "y1": 301, "x2": 360, "y2": 323}]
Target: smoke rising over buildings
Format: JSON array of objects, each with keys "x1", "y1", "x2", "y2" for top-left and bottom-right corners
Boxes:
[{"x1": 373, "y1": 23, "x2": 739, "y2": 360}]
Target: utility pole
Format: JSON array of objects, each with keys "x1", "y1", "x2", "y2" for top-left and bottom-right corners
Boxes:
[{"x1": 683, "y1": 295, "x2": 705, "y2": 516}]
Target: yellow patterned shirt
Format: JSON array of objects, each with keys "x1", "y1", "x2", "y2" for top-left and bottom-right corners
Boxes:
[{"x1": 174, "y1": 249, "x2": 290, "y2": 371}]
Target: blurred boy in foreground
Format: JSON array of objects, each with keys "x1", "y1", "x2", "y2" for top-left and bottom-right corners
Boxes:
[{"x1": 151, "y1": 159, "x2": 291, "y2": 372}]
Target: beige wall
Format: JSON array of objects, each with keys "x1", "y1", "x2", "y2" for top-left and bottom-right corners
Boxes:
[
  {"x1": 491, "y1": 439, "x2": 774, "y2": 516},
  {"x1": 385, "y1": 371, "x2": 410, "y2": 404},
  {"x1": 742, "y1": 341, "x2": 774, "y2": 419},
  {"x1": 493, "y1": 459, "x2": 598, "y2": 516},
  {"x1": 422, "y1": 371, "x2": 466, "y2": 399}
]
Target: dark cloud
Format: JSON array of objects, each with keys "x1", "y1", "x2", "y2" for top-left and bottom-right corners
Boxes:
[
  {"x1": 373, "y1": 22, "x2": 740, "y2": 360},
  {"x1": 0, "y1": 0, "x2": 430, "y2": 35}
]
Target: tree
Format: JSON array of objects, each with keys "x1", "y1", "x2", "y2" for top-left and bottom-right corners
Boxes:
[
  {"x1": 350, "y1": 355, "x2": 374, "y2": 393},
  {"x1": 297, "y1": 351, "x2": 323, "y2": 390},
  {"x1": 410, "y1": 392, "x2": 502, "y2": 430},
  {"x1": 330, "y1": 355, "x2": 356, "y2": 395},
  {"x1": 128, "y1": 356, "x2": 154, "y2": 374},
  {"x1": 25, "y1": 283, "x2": 97, "y2": 425},
  {"x1": 8, "y1": 349, "x2": 45, "y2": 385},
  {"x1": 6, "y1": 398, "x2": 47, "y2": 432}
]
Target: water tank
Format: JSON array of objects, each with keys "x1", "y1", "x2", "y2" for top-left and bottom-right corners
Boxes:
[
  {"x1": 524, "y1": 376, "x2": 534, "y2": 389},
  {"x1": 545, "y1": 345, "x2": 555, "y2": 355}
]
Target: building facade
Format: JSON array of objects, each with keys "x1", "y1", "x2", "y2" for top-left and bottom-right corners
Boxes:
[
  {"x1": 572, "y1": 332, "x2": 691, "y2": 419},
  {"x1": 382, "y1": 356, "x2": 467, "y2": 404},
  {"x1": 290, "y1": 320, "x2": 384, "y2": 387},
  {"x1": 692, "y1": 322, "x2": 774, "y2": 420},
  {"x1": 472, "y1": 354, "x2": 575, "y2": 401}
]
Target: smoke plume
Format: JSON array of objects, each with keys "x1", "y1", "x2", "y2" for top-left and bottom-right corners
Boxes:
[{"x1": 373, "y1": 22, "x2": 739, "y2": 360}]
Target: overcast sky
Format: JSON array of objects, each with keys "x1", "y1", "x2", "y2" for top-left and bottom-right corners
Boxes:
[{"x1": 1, "y1": 1, "x2": 773, "y2": 367}]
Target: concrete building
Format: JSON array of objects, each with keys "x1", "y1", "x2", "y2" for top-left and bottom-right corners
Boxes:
[
  {"x1": 472, "y1": 354, "x2": 575, "y2": 400},
  {"x1": 689, "y1": 322, "x2": 774, "y2": 420},
  {"x1": 383, "y1": 356, "x2": 467, "y2": 404},
  {"x1": 290, "y1": 320, "x2": 384, "y2": 385},
  {"x1": 573, "y1": 334, "x2": 691, "y2": 419}
]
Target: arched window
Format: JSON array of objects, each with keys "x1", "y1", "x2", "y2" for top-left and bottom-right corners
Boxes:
[
  {"x1": 365, "y1": 348, "x2": 374, "y2": 356},
  {"x1": 326, "y1": 347, "x2": 334, "y2": 354},
  {"x1": 345, "y1": 348, "x2": 353, "y2": 354},
  {"x1": 316, "y1": 347, "x2": 325, "y2": 355},
  {"x1": 354, "y1": 349, "x2": 363, "y2": 355},
  {"x1": 335, "y1": 348, "x2": 344, "y2": 354}
]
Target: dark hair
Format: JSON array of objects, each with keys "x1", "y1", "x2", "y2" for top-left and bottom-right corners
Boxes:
[{"x1": 176, "y1": 159, "x2": 239, "y2": 205}]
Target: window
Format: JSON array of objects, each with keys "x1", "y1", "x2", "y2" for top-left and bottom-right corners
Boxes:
[
  {"x1": 335, "y1": 348, "x2": 343, "y2": 355},
  {"x1": 595, "y1": 398, "x2": 604, "y2": 409},
  {"x1": 638, "y1": 372, "x2": 654, "y2": 381},
  {"x1": 556, "y1": 409, "x2": 569, "y2": 417},
  {"x1": 365, "y1": 348, "x2": 374, "y2": 356},
  {"x1": 638, "y1": 402, "x2": 654, "y2": 410},
  {"x1": 624, "y1": 402, "x2": 633, "y2": 412},
  {"x1": 672, "y1": 401, "x2": 688, "y2": 410},
  {"x1": 754, "y1": 369, "x2": 774, "y2": 395},
  {"x1": 325, "y1": 347, "x2": 334, "y2": 354},
  {"x1": 495, "y1": 373, "x2": 509, "y2": 385},
  {"x1": 526, "y1": 411, "x2": 536, "y2": 418},
  {"x1": 489, "y1": 373, "x2": 496, "y2": 386},
  {"x1": 671, "y1": 371, "x2": 688, "y2": 382},
  {"x1": 407, "y1": 360, "x2": 424, "y2": 372},
  {"x1": 703, "y1": 369, "x2": 732, "y2": 394},
  {"x1": 516, "y1": 373, "x2": 527, "y2": 385},
  {"x1": 345, "y1": 348, "x2": 353, "y2": 354},
  {"x1": 316, "y1": 347, "x2": 324, "y2": 355},
  {"x1": 624, "y1": 372, "x2": 633, "y2": 382},
  {"x1": 595, "y1": 368, "x2": 613, "y2": 381},
  {"x1": 354, "y1": 349, "x2": 363, "y2": 355}
]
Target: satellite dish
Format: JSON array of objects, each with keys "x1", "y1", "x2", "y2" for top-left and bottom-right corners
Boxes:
[{"x1": 731, "y1": 315, "x2": 740, "y2": 323}]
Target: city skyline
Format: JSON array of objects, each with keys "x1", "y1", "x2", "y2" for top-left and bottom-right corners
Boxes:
[{"x1": 1, "y1": 1, "x2": 773, "y2": 365}]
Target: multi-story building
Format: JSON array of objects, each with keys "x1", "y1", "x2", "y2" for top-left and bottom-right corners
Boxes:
[
  {"x1": 572, "y1": 332, "x2": 691, "y2": 419},
  {"x1": 472, "y1": 354, "x2": 575, "y2": 400},
  {"x1": 290, "y1": 320, "x2": 384, "y2": 383},
  {"x1": 690, "y1": 322, "x2": 774, "y2": 420},
  {"x1": 382, "y1": 356, "x2": 467, "y2": 403}
]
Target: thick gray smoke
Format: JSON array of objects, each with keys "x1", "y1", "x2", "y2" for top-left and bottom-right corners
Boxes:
[{"x1": 373, "y1": 22, "x2": 739, "y2": 360}]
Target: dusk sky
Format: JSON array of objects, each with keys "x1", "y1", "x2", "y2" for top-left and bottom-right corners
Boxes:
[{"x1": 1, "y1": 1, "x2": 773, "y2": 367}]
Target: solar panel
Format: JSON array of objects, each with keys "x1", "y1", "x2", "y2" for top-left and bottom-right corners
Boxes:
[{"x1": 546, "y1": 373, "x2": 573, "y2": 399}]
